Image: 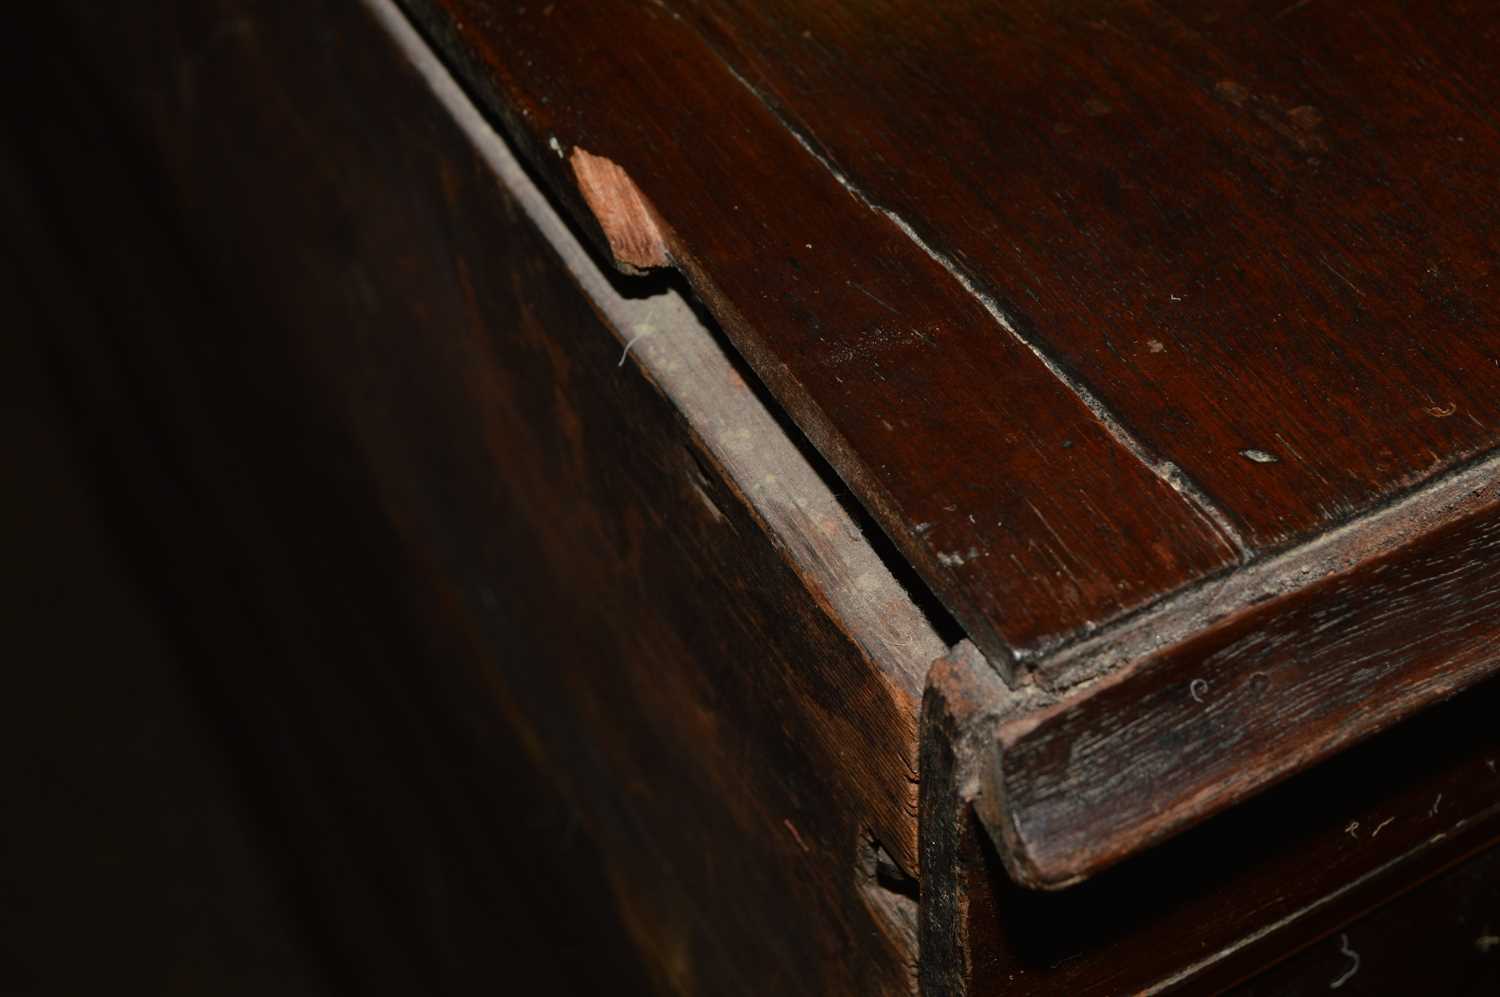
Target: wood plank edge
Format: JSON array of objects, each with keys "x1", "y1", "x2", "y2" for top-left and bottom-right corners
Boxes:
[
  {"x1": 987, "y1": 478, "x2": 1500, "y2": 888},
  {"x1": 371, "y1": 0, "x2": 947, "y2": 867},
  {"x1": 1032, "y1": 443, "x2": 1500, "y2": 687}
]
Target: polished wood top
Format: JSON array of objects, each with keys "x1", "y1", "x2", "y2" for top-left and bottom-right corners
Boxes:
[{"x1": 406, "y1": 0, "x2": 1500, "y2": 673}]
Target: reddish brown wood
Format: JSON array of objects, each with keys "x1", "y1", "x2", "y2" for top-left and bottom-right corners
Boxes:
[
  {"x1": 397, "y1": 0, "x2": 1500, "y2": 891},
  {"x1": 987, "y1": 484, "x2": 1500, "y2": 887},
  {"x1": 672, "y1": 0, "x2": 1500, "y2": 553},
  {"x1": 44, "y1": 0, "x2": 1500, "y2": 989},
  {"x1": 400, "y1": 0, "x2": 1239, "y2": 667},
  {"x1": 398, "y1": 0, "x2": 1500, "y2": 675}
]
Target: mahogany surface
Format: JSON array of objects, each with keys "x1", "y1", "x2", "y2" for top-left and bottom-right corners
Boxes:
[
  {"x1": 403, "y1": 0, "x2": 1239, "y2": 665},
  {"x1": 406, "y1": 0, "x2": 1500, "y2": 671},
  {"x1": 676, "y1": 0, "x2": 1500, "y2": 553},
  {"x1": 402, "y1": 0, "x2": 1500, "y2": 886},
  {"x1": 992, "y1": 488, "x2": 1500, "y2": 886}
]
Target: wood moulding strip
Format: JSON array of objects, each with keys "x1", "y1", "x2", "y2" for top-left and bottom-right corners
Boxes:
[
  {"x1": 979, "y1": 455, "x2": 1500, "y2": 887},
  {"x1": 1032, "y1": 442, "x2": 1500, "y2": 686}
]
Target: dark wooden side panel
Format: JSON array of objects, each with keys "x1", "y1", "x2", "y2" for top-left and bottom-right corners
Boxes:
[
  {"x1": 923, "y1": 649, "x2": 1500, "y2": 996},
  {"x1": 3, "y1": 25, "x2": 656, "y2": 994},
  {"x1": 988, "y1": 484, "x2": 1500, "y2": 887},
  {"x1": 49, "y1": 0, "x2": 931, "y2": 993}
]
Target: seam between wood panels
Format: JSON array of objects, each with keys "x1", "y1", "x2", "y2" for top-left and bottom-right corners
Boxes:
[
  {"x1": 700, "y1": 54, "x2": 1250, "y2": 563},
  {"x1": 370, "y1": 0, "x2": 948, "y2": 700}
]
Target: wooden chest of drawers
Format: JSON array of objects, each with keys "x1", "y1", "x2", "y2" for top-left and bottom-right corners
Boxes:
[{"x1": 23, "y1": 0, "x2": 1500, "y2": 992}]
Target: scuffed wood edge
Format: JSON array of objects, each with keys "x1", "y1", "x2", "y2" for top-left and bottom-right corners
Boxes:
[
  {"x1": 986, "y1": 491, "x2": 1500, "y2": 890},
  {"x1": 1034, "y1": 446, "x2": 1500, "y2": 687},
  {"x1": 920, "y1": 644, "x2": 1500, "y2": 994},
  {"x1": 367, "y1": 0, "x2": 945, "y2": 876},
  {"x1": 967, "y1": 444, "x2": 1500, "y2": 890}
]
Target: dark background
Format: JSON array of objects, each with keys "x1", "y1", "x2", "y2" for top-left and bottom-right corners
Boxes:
[{"x1": 0, "y1": 9, "x2": 650, "y2": 994}]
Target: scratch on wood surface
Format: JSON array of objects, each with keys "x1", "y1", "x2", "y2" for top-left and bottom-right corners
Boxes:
[
  {"x1": 715, "y1": 59, "x2": 1251, "y2": 560},
  {"x1": 1038, "y1": 447, "x2": 1500, "y2": 690},
  {"x1": 848, "y1": 279, "x2": 901, "y2": 316},
  {"x1": 1318, "y1": 253, "x2": 1366, "y2": 297}
]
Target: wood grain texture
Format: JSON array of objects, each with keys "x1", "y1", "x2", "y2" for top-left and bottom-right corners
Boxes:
[
  {"x1": 986, "y1": 480, "x2": 1500, "y2": 888},
  {"x1": 396, "y1": 1, "x2": 1500, "y2": 891},
  {"x1": 1229, "y1": 842, "x2": 1500, "y2": 996},
  {"x1": 49, "y1": 0, "x2": 1500, "y2": 989},
  {"x1": 49, "y1": 0, "x2": 944, "y2": 991},
  {"x1": 398, "y1": 0, "x2": 1240, "y2": 668},
  {"x1": 923, "y1": 647, "x2": 1500, "y2": 995},
  {"x1": 397, "y1": 0, "x2": 1500, "y2": 892},
  {"x1": 672, "y1": 0, "x2": 1500, "y2": 553}
]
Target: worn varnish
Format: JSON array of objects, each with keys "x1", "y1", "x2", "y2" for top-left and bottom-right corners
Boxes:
[
  {"x1": 989, "y1": 477, "x2": 1500, "y2": 887},
  {"x1": 922, "y1": 647, "x2": 1500, "y2": 995},
  {"x1": 398, "y1": 0, "x2": 1500, "y2": 887},
  {"x1": 402, "y1": 0, "x2": 1239, "y2": 666},
  {"x1": 675, "y1": 0, "x2": 1500, "y2": 553},
  {"x1": 402, "y1": 0, "x2": 1500, "y2": 675}
]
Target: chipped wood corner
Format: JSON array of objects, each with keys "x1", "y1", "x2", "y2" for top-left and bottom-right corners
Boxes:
[{"x1": 569, "y1": 147, "x2": 671, "y2": 274}]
